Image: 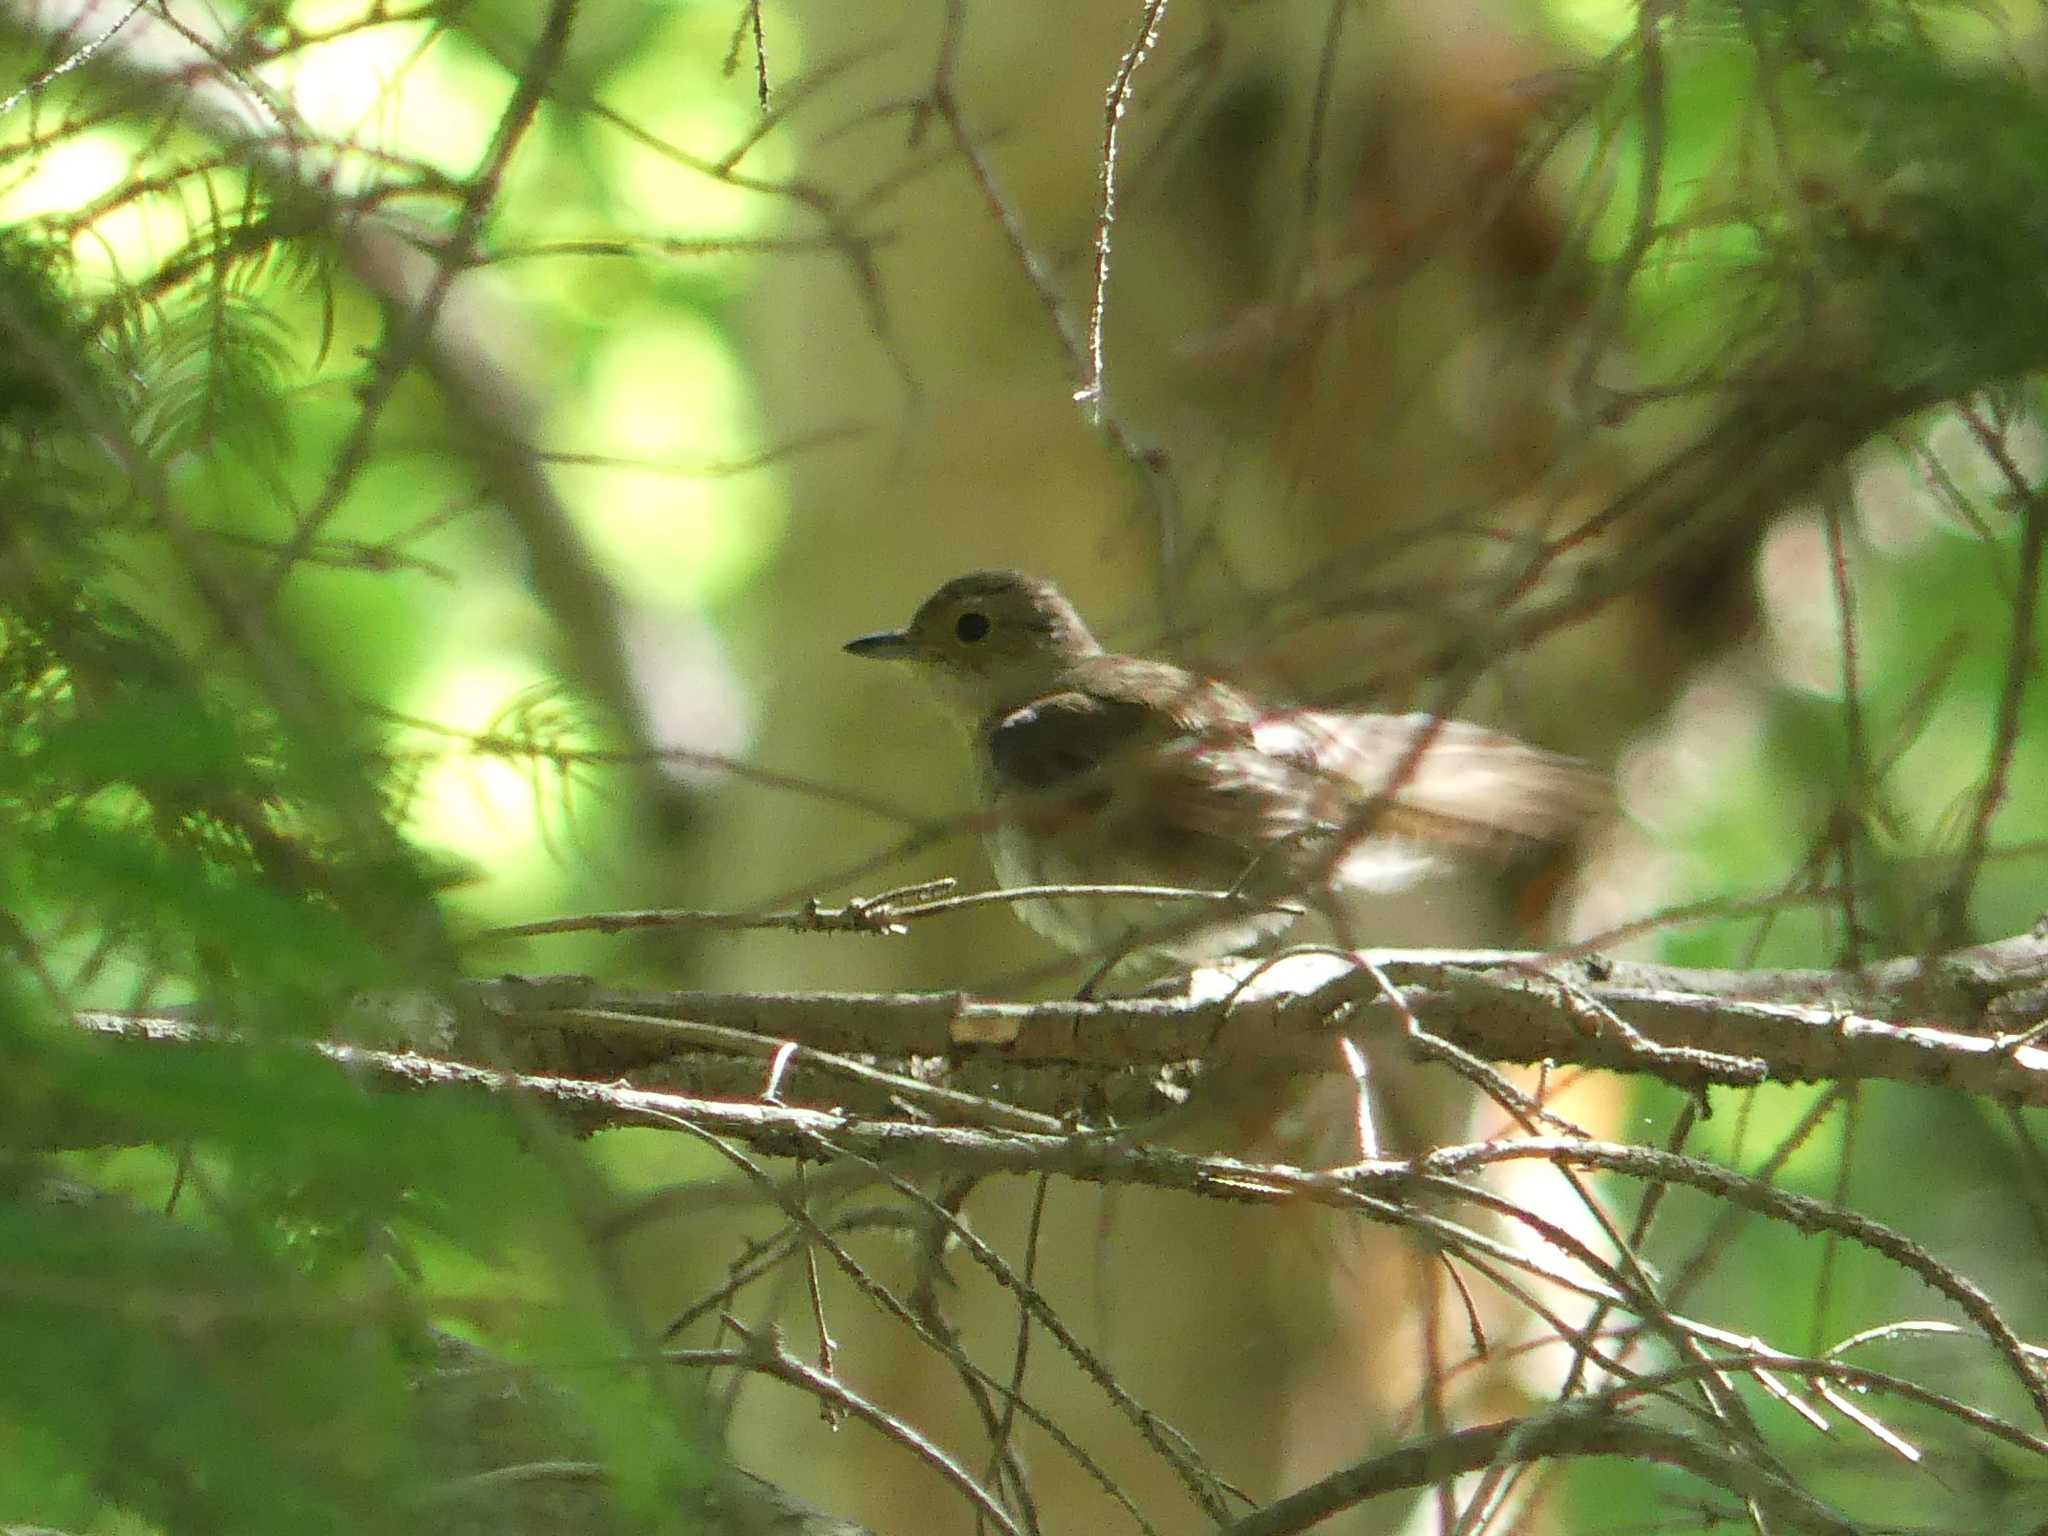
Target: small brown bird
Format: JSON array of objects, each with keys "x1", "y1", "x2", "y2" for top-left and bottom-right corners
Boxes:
[{"x1": 845, "y1": 571, "x2": 1604, "y2": 970}]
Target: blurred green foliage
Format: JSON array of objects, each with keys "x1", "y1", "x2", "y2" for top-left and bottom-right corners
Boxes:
[{"x1": 0, "y1": 0, "x2": 767, "y2": 1528}]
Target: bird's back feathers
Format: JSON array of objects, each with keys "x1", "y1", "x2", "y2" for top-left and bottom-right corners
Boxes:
[{"x1": 980, "y1": 664, "x2": 1605, "y2": 937}]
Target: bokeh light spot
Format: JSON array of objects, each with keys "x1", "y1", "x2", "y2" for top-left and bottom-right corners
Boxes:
[{"x1": 550, "y1": 314, "x2": 785, "y2": 607}]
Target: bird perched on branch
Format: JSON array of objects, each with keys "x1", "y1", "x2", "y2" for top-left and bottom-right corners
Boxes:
[{"x1": 845, "y1": 571, "x2": 1604, "y2": 976}]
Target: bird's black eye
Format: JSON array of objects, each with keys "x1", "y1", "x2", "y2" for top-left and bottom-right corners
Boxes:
[{"x1": 955, "y1": 611, "x2": 990, "y2": 643}]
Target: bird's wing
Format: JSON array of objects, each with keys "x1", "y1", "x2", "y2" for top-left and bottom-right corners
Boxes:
[
  {"x1": 979, "y1": 683, "x2": 1313, "y2": 954},
  {"x1": 984, "y1": 672, "x2": 1318, "y2": 854},
  {"x1": 1255, "y1": 711, "x2": 1609, "y2": 850},
  {"x1": 985, "y1": 658, "x2": 1260, "y2": 790},
  {"x1": 986, "y1": 676, "x2": 1604, "y2": 898},
  {"x1": 984, "y1": 689, "x2": 1158, "y2": 795}
]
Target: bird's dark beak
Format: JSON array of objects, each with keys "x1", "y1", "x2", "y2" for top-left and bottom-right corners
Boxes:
[{"x1": 844, "y1": 629, "x2": 916, "y2": 660}]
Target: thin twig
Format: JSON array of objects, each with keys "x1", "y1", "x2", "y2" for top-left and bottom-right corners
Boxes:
[
  {"x1": 672, "y1": 1326, "x2": 1022, "y2": 1536},
  {"x1": 480, "y1": 879, "x2": 1301, "y2": 941},
  {"x1": 1570, "y1": 0, "x2": 1667, "y2": 411},
  {"x1": 0, "y1": 0, "x2": 151, "y2": 117},
  {"x1": 263, "y1": 0, "x2": 577, "y2": 594},
  {"x1": 1940, "y1": 405, "x2": 2048, "y2": 942},
  {"x1": 1074, "y1": 0, "x2": 1170, "y2": 425}
]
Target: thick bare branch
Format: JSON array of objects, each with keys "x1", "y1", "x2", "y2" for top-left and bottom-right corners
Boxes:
[
  {"x1": 66, "y1": 929, "x2": 2048, "y2": 1129},
  {"x1": 441, "y1": 932, "x2": 2048, "y2": 1102}
]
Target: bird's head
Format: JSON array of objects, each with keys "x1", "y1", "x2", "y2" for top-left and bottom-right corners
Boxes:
[{"x1": 844, "y1": 570, "x2": 1102, "y2": 719}]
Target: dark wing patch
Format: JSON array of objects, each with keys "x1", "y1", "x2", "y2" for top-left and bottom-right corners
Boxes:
[{"x1": 985, "y1": 691, "x2": 1153, "y2": 793}]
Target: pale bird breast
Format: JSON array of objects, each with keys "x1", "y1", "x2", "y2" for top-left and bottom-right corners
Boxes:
[{"x1": 984, "y1": 818, "x2": 1298, "y2": 961}]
